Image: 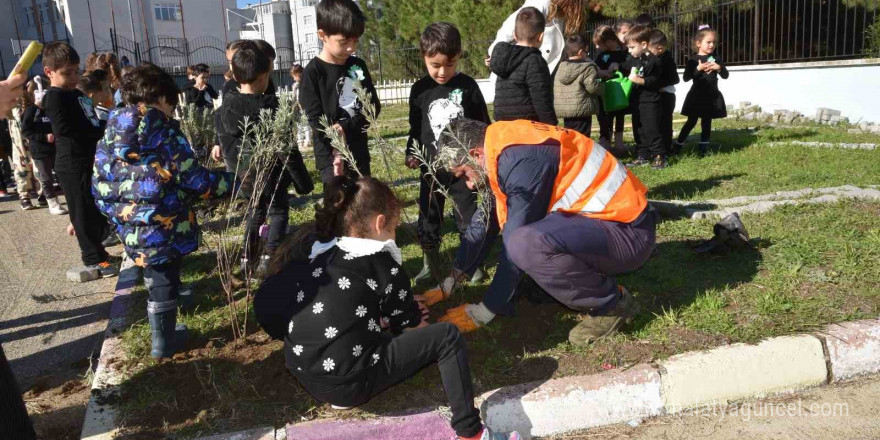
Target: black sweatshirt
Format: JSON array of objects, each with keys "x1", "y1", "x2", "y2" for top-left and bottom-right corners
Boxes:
[
  {"x1": 594, "y1": 48, "x2": 628, "y2": 75},
  {"x1": 254, "y1": 240, "x2": 421, "y2": 383},
  {"x1": 659, "y1": 51, "x2": 680, "y2": 91},
  {"x1": 41, "y1": 87, "x2": 105, "y2": 173},
  {"x1": 626, "y1": 53, "x2": 664, "y2": 104},
  {"x1": 300, "y1": 56, "x2": 381, "y2": 171},
  {"x1": 183, "y1": 84, "x2": 219, "y2": 109},
  {"x1": 20, "y1": 104, "x2": 55, "y2": 160},
  {"x1": 405, "y1": 73, "x2": 491, "y2": 160},
  {"x1": 490, "y1": 42, "x2": 557, "y2": 125},
  {"x1": 221, "y1": 79, "x2": 276, "y2": 97},
  {"x1": 216, "y1": 92, "x2": 280, "y2": 173}
]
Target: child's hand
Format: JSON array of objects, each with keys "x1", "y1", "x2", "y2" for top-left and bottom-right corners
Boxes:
[
  {"x1": 332, "y1": 123, "x2": 345, "y2": 140},
  {"x1": 66, "y1": 223, "x2": 75, "y2": 236},
  {"x1": 710, "y1": 62, "x2": 722, "y2": 72},
  {"x1": 696, "y1": 60, "x2": 707, "y2": 72},
  {"x1": 609, "y1": 62, "x2": 619, "y2": 72},
  {"x1": 628, "y1": 70, "x2": 639, "y2": 81},
  {"x1": 47, "y1": 133, "x2": 54, "y2": 143},
  {"x1": 332, "y1": 151, "x2": 344, "y2": 176},
  {"x1": 405, "y1": 155, "x2": 420, "y2": 170},
  {"x1": 211, "y1": 145, "x2": 222, "y2": 162}
]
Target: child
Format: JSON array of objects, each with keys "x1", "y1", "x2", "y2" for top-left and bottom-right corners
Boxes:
[
  {"x1": 675, "y1": 25, "x2": 729, "y2": 156},
  {"x1": 594, "y1": 25, "x2": 629, "y2": 152},
  {"x1": 183, "y1": 63, "x2": 218, "y2": 109},
  {"x1": 489, "y1": 7, "x2": 556, "y2": 125},
  {"x1": 625, "y1": 26, "x2": 666, "y2": 169},
  {"x1": 553, "y1": 34, "x2": 603, "y2": 138},
  {"x1": 404, "y1": 22, "x2": 491, "y2": 284},
  {"x1": 41, "y1": 41, "x2": 117, "y2": 278},
  {"x1": 300, "y1": 0, "x2": 381, "y2": 184},
  {"x1": 92, "y1": 63, "x2": 233, "y2": 358},
  {"x1": 22, "y1": 77, "x2": 67, "y2": 215},
  {"x1": 8, "y1": 87, "x2": 41, "y2": 210},
  {"x1": 78, "y1": 69, "x2": 114, "y2": 121},
  {"x1": 221, "y1": 40, "x2": 278, "y2": 98},
  {"x1": 254, "y1": 176, "x2": 519, "y2": 440},
  {"x1": 216, "y1": 46, "x2": 304, "y2": 275},
  {"x1": 615, "y1": 20, "x2": 632, "y2": 46},
  {"x1": 648, "y1": 30, "x2": 680, "y2": 161},
  {"x1": 290, "y1": 64, "x2": 312, "y2": 150},
  {"x1": 115, "y1": 65, "x2": 134, "y2": 107}
]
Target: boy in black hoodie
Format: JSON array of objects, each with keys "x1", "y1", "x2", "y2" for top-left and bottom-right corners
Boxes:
[
  {"x1": 625, "y1": 26, "x2": 666, "y2": 170},
  {"x1": 300, "y1": 0, "x2": 380, "y2": 185},
  {"x1": 650, "y1": 30, "x2": 680, "y2": 163},
  {"x1": 489, "y1": 7, "x2": 556, "y2": 125},
  {"x1": 217, "y1": 46, "x2": 297, "y2": 275},
  {"x1": 183, "y1": 64, "x2": 218, "y2": 109},
  {"x1": 41, "y1": 41, "x2": 117, "y2": 278},
  {"x1": 21, "y1": 81, "x2": 66, "y2": 215}
]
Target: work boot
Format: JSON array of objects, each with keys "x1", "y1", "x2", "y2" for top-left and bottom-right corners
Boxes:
[
  {"x1": 47, "y1": 197, "x2": 67, "y2": 215},
  {"x1": 568, "y1": 286, "x2": 639, "y2": 347},
  {"x1": 413, "y1": 248, "x2": 443, "y2": 285},
  {"x1": 148, "y1": 300, "x2": 189, "y2": 359}
]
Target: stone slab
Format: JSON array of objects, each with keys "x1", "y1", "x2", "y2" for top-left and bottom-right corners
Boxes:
[
  {"x1": 197, "y1": 426, "x2": 276, "y2": 440},
  {"x1": 286, "y1": 410, "x2": 454, "y2": 440},
  {"x1": 822, "y1": 319, "x2": 880, "y2": 381},
  {"x1": 66, "y1": 266, "x2": 101, "y2": 282}
]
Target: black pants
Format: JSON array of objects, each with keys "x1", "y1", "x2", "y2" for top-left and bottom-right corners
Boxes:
[
  {"x1": 598, "y1": 109, "x2": 626, "y2": 140},
  {"x1": 31, "y1": 156, "x2": 57, "y2": 199},
  {"x1": 660, "y1": 92, "x2": 676, "y2": 154},
  {"x1": 563, "y1": 117, "x2": 593, "y2": 138},
  {"x1": 144, "y1": 258, "x2": 182, "y2": 303},
  {"x1": 0, "y1": 344, "x2": 36, "y2": 440},
  {"x1": 633, "y1": 101, "x2": 664, "y2": 158},
  {"x1": 298, "y1": 323, "x2": 482, "y2": 438},
  {"x1": 417, "y1": 169, "x2": 477, "y2": 249},
  {"x1": 56, "y1": 170, "x2": 109, "y2": 266},
  {"x1": 677, "y1": 116, "x2": 713, "y2": 144},
  {"x1": 319, "y1": 159, "x2": 371, "y2": 195},
  {"x1": 244, "y1": 171, "x2": 291, "y2": 262}
]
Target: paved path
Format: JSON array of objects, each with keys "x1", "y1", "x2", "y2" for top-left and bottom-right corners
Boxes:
[
  {"x1": 547, "y1": 375, "x2": 880, "y2": 440},
  {"x1": 0, "y1": 194, "x2": 116, "y2": 388}
]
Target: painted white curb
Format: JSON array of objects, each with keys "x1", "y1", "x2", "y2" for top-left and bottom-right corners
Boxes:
[
  {"x1": 822, "y1": 319, "x2": 880, "y2": 381},
  {"x1": 479, "y1": 364, "x2": 663, "y2": 438},
  {"x1": 659, "y1": 335, "x2": 827, "y2": 410}
]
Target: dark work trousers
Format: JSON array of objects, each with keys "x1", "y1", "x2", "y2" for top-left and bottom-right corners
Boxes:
[
  {"x1": 417, "y1": 168, "x2": 477, "y2": 249},
  {"x1": 506, "y1": 208, "x2": 657, "y2": 315},
  {"x1": 660, "y1": 92, "x2": 676, "y2": 155},
  {"x1": 297, "y1": 323, "x2": 482, "y2": 438},
  {"x1": 598, "y1": 109, "x2": 626, "y2": 140},
  {"x1": 677, "y1": 116, "x2": 713, "y2": 144},
  {"x1": 319, "y1": 160, "x2": 371, "y2": 196},
  {"x1": 634, "y1": 102, "x2": 664, "y2": 158},
  {"x1": 563, "y1": 117, "x2": 593, "y2": 138},
  {"x1": 143, "y1": 258, "x2": 182, "y2": 303},
  {"x1": 31, "y1": 156, "x2": 57, "y2": 199},
  {"x1": 244, "y1": 170, "x2": 291, "y2": 263},
  {"x1": 56, "y1": 171, "x2": 109, "y2": 266},
  {"x1": 0, "y1": 344, "x2": 36, "y2": 440}
]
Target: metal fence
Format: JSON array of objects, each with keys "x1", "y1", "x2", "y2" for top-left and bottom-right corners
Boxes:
[{"x1": 585, "y1": 0, "x2": 879, "y2": 67}]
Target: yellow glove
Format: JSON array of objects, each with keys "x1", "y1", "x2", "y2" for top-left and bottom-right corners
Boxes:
[{"x1": 437, "y1": 304, "x2": 481, "y2": 333}]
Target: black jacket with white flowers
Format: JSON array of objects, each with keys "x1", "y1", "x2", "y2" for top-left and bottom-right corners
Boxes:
[{"x1": 255, "y1": 237, "x2": 421, "y2": 384}]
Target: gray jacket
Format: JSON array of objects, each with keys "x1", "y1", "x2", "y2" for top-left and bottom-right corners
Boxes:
[{"x1": 553, "y1": 59, "x2": 604, "y2": 118}]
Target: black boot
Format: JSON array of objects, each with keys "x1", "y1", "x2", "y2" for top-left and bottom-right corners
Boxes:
[
  {"x1": 148, "y1": 300, "x2": 188, "y2": 359},
  {"x1": 413, "y1": 248, "x2": 443, "y2": 285}
]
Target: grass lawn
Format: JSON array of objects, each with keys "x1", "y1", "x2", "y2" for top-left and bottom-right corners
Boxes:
[{"x1": 114, "y1": 105, "x2": 879, "y2": 438}]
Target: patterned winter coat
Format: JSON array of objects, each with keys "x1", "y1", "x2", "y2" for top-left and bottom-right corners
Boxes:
[{"x1": 92, "y1": 106, "x2": 234, "y2": 267}]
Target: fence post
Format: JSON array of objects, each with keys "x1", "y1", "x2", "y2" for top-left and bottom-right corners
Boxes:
[
  {"x1": 673, "y1": 0, "x2": 679, "y2": 64},
  {"x1": 111, "y1": 28, "x2": 117, "y2": 53},
  {"x1": 753, "y1": 0, "x2": 760, "y2": 64},
  {"x1": 376, "y1": 40, "x2": 384, "y2": 84},
  {"x1": 184, "y1": 38, "x2": 191, "y2": 67}
]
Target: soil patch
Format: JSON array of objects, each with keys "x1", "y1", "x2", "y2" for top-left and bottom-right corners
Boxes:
[{"x1": 23, "y1": 357, "x2": 95, "y2": 440}]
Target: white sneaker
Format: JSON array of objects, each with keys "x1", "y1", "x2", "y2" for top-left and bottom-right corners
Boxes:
[{"x1": 47, "y1": 197, "x2": 68, "y2": 215}]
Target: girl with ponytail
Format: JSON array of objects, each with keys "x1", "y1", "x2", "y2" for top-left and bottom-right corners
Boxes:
[{"x1": 255, "y1": 176, "x2": 519, "y2": 440}]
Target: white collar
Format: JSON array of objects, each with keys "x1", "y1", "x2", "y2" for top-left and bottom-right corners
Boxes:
[{"x1": 309, "y1": 236, "x2": 402, "y2": 265}]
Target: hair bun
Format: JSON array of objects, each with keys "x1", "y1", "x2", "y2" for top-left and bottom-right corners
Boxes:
[{"x1": 698, "y1": 24, "x2": 711, "y2": 30}]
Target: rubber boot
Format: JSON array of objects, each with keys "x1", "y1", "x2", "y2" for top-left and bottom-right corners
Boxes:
[
  {"x1": 413, "y1": 248, "x2": 443, "y2": 285},
  {"x1": 148, "y1": 300, "x2": 189, "y2": 359}
]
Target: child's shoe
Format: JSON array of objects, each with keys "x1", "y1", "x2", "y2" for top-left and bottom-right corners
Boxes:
[
  {"x1": 454, "y1": 426, "x2": 520, "y2": 440},
  {"x1": 626, "y1": 156, "x2": 650, "y2": 168},
  {"x1": 47, "y1": 197, "x2": 67, "y2": 215},
  {"x1": 148, "y1": 300, "x2": 189, "y2": 359},
  {"x1": 87, "y1": 261, "x2": 119, "y2": 278},
  {"x1": 671, "y1": 140, "x2": 684, "y2": 156},
  {"x1": 0, "y1": 188, "x2": 8, "y2": 197},
  {"x1": 651, "y1": 155, "x2": 668, "y2": 170},
  {"x1": 20, "y1": 198, "x2": 35, "y2": 210},
  {"x1": 35, "y1": 194, "x2": 47, "y2": 207}
]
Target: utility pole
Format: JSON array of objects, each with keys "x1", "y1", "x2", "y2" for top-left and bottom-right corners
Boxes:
[
  {"x1": 220, "y1": 0, "x2": 229, "y2": 44},
  {"x1": 87, "y1": 0, "x2": 97, "y2": 51},
  {"x1": 109, "y1": 0, "x2": 118, "y2": 37},
  {"x1": 127, "y1": 0, "x2": 137, "y2": 43}
]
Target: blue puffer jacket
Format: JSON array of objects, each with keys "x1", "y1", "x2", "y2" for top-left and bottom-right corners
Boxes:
[{"x1": 92, "y1": 106, "x2": 234, "y2": 267}]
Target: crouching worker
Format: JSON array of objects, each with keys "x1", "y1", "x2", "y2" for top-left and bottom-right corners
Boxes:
[
  {"x1": 425, "y1": 119, "x2": 657, "y2": 347},
  {"x1": 254, "y1": 176, "x2": 519, "y2": 440},
  {"x1": 92, "y1": 63, "x2": 234, "y2": 358}
]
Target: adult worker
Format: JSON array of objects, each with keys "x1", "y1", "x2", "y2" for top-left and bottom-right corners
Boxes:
[{"x1": 419, "y1": 119, "x2": 656, "y2": 347}]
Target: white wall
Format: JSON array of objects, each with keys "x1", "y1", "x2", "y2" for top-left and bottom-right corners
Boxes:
[{"x1": 673, "y1": 59, "x2": 878, "y2": 123}]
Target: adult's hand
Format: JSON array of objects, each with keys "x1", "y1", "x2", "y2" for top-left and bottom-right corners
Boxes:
[
  {"x1": 211, "y1": 145, "x2": 222, "y2": 162},
  {"x1": 0, "y1": 73, "x2": 26, "y2": 117}
]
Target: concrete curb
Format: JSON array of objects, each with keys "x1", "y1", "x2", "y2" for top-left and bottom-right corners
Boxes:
[{"x1": 80, "y1": 256, "x2": 143, "y2": 440}]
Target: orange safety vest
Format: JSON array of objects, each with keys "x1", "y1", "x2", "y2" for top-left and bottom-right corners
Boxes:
[{"x1": 485, "y1": 120, "x2": 648, "y2": 229}]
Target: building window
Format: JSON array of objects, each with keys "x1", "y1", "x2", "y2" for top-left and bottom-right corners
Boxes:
[
  {"x1": 305, "y1": 33, "x2": 315, "y2": 43},
  {"x1": 303, "y1": 15, "x2": 313, "y2": 25},
  {"x1": 154, "y1": 4, "x2": 181, "y2": 22}
]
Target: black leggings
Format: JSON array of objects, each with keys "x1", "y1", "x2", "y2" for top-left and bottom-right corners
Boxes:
[
  {"x1": 598, "y1": 109, "x2": 626, "y2": 140},
  {"x1": 298, "y1": 323, "x2": 482, "y2": 438},
  {"x1": 677, "y1": 116, "x2": 713, "y2": 144}
]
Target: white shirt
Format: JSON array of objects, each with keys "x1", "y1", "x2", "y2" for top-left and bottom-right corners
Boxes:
[{"x1": 488, "y1": 0, "x2": 566, "y2": 74}]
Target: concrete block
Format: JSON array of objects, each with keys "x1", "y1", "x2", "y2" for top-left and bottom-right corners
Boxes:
[
  {"x1": 822, "y1": 319, "x2": 880, "y2": 381},
  {"x1": 480, "y1": 364, "x2": 663, "y2": 438},
  {"x1": 739, "y1": 101, "x2": 751, "y2": 108},
  {"x1": 286, "y1": 411, "x2": 454, "y2": 440},
  {"x1": 659, "y1": 335, "x2": 827, "y2": 411},
  {"x1": 827, "y1": 109, "x2": 842, "y2": 117},
  {"x1": 67, "y1": 266, "x2": 101, "y2": 282},
  {"x1": 197, "y1": 427, "x2": 275, "y2": 440},
  {"x1": 744, "y1": 105, "x2": 761, "y2": 113}
]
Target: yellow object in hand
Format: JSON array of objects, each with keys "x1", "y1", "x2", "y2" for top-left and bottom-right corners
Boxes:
[{"x1": 11, "y1": 41, "x2": 44, "y2": 76}]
